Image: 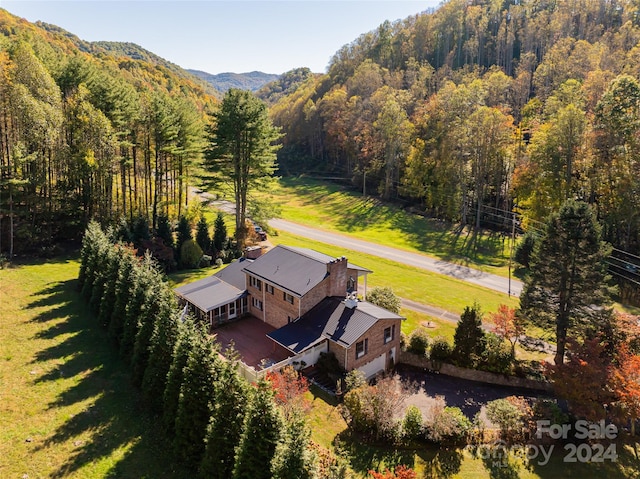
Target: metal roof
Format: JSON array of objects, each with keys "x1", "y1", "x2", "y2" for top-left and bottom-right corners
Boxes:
[
  {"x1": 267, "y1": 297, "x2": 403, "y2": 353},
  {"x1": 175, "y1": 273, "x2": 246, "y2": 313},
  {"x1": 213, "y1": 257, "x2": 251, "y2": 290},
  {"x1": 241, "y1": 245, "x2": 371, "y2": 296}
]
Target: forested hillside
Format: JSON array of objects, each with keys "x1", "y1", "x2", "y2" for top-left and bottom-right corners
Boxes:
[
  {"x1": 269, "y1": 0, "x2": 640, "y2": 290},
  {"x1": 188, "y1": 69, "x2": 279, "y2": 93},
  {"x1": 0, "y1": 8, "x2": 216, "y2": 255}
]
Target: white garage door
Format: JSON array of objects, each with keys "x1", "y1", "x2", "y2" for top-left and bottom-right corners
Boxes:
[{"x1": 357, "y1": 351, "x2": 387, "y2": 379}]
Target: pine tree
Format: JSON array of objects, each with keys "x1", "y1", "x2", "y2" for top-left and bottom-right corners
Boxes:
[
  {"x1": 142, "y1": 308, "x2": 182, "y2": 413},
  {"x1": 163, "y1": 319, "x2": 199, "y2": 435},
  {"x1": 196, "y1": 214, "x2": 211, "y2": 253},
  {"x1": 233, "y1": 379, "x2": 284, "y2": 479},
  {"x1": 120, "y1": 252, "x2": 154, "y2": 362},
  {"x1": 271, "y1": 410, "x2": 316, "y2": 479},
  {"x1": 199, "y1": 356, "x2": 249, "y2": 479},
  {"x1": 156, "y1": 214, "x2": 174, "y2": 249},
  {"x1": 212, "y1": 211, "x2": 227, "y2": 254},
  {"x1": 519, "y1": 200, "x2": 613, "y2": 365},
  {"x1": 175, "y1": 215, "x2": 192, "y2": 263},
  {"x1": 97, "y1": 243, "x2": 126, "y2": 328},
  {"x1": 108, "y1": 248, "x2": 137, "y2": 346},
  {"x1": 174, "y1": 332, "x2": 221, "y2": 465},
  {"x1": 77, "y1": 221, "x2": 104, "y2": 291},
  {"x1": 131, "y1": 265, "x2": 175, "y2": 386},
  {"x1": 452, "y1": 303, "x2": 486, "y2": 368}
]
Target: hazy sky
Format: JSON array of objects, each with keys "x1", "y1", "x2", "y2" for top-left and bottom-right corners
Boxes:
[{"x1": 1, "y1": 1, "x2": 442, "y2": 74}]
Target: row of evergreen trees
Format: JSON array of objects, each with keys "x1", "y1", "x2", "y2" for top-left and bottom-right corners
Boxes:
[{"x1": 77, "y1": 222, "x2": 316, "y2": 478}]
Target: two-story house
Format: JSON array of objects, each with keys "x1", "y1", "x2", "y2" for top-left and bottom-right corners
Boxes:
[{"x1": 175, "y1": 245, "x2": 403, "y2": 378}]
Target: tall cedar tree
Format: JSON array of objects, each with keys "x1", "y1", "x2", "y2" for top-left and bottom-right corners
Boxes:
[
  {"x1": 108, "y1": 247, "x2": 137, "y2": 346},
  {"x1": 199, "y1": 357, "x2": 249, "y2": 479},
  {"x1": 196, "y1": 215, "x2": 211, "y2": 253},
  {"x1": 97, "y1": 243, "x2": 127, "y2": 328},
  {"x1": 213, "y1": 211, "x2": 227, "y2": 253},
  {"x1": 232, "y1": 379, "x2": 284, "y2": 479},
  {"x1": 206, "y1": 89, "x2": 280, "y2": 246},
  {"x1": 519, "y1": 200, "x2": 613, "y2": 365},
  {"x1": 175, "y1": 215, "x2": 192, "y2": 263},
  {"x1": 131, "y1": 269, "x2": 175, "y2": 386},
  {"x1": 163, "y1": 319, "x2": 199, "y2": 435},
  {"x1": 452, "y1": 303, "x2": 486, "y2": 368},
  {"x1": 88, "y1": 228, "x2": 114, "y2": 313},
  {"x1": 77, "y1": 221, "x2": 104, "y2": 292},
  {"x1": 270, "y1": 410, "x2": 315, "y2": 479},
  {"x1": 120, "y1": 252, "x2": 155, "y2": 362},
  {"x1": 157, "y1": 214, "x2": 174, "y2": 249},
  {"x1": 174, "y1": 331, "x2": 221, "y2": 465},
  {"x1": 141, "y1": 309, "x2": 182, "y2": 413}
]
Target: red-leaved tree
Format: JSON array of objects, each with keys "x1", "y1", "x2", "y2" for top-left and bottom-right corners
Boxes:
[
  {"x1": 611, "y1": 346, "x2": 640, "y2": 436},
  {"x1": 266, "y1": 365, "x2": 310, "y2": 419},
  {"x1": 490, "y1": 304, "x2": 526, "y2": 357},
  {"x1": 369, "y1": 465, "x2": 417, "y2": 479}
]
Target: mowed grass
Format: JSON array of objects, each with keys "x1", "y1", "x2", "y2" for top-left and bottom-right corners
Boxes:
[
  {"x1": 260, "y1": 176, "x2": 517, "y2": 278},
  {"x1": 270, "y1": 229, "x2": 519, "y2": 317},
  {"x1": 0, "y1": 257, "x2": 190, "y2": 479}
]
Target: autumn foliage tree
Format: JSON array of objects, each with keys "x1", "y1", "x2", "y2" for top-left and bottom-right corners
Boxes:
[
  {"x1": 611, "y1": 346, "x2": 640, "y2": 436},
  {"x1": 490, "y1": 304, "x2": 525, "y2": 357},
  {"x1": 266, "y1": 365, "x2": 310, "y2": 419},
  {"x1": 368, "y1": 465, "x2": 417, "y2": 479}
]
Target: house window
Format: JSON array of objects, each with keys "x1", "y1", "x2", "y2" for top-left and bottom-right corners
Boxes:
[
  {"x1": 283, "y1": 292, "x2": 294, "y2": 304},
  {"x1": 355, "y1": 338, "x2": 368, "y2": 359},
  {"x1": 252, "y1": 298, "x2": 263, "y2": 311},
  {"x1": 250, "y1": 276, "x2": 262, "y2": 291},
  {"x1": 384, "y1": 325, "x2": 395, "y2": 344},
  {"x1": 266, "y1": 284, "x2": 274, "y2": 294}
]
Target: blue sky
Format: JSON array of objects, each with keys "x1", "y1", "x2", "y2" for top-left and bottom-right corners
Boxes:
[{"x1": 1, "y1": 1, "x2": 441, "y2": 74}]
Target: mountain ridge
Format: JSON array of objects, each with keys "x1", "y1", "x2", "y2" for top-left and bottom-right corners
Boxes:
[{"x1": 188, "y1": 69, "x2": 280, "y2": 92}]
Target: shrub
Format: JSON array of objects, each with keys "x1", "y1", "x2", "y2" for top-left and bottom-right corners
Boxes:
[
  {"x1": 407, "y1": 328, "x2": 431, "y2": 356},
  {"x1": 429, "y1": 337, "x2": 453, "y2": 362},
  {"x1": 480, "y1": 333, "x2": 514, "y2": 374},
  {"x1": 452, "y1": 303, "x2": 486, "y2": 368},
  {"x1": 180, "y1": 239, "x2": 203, "y2": 269},
  {"x1": 366, "y1": 286, "x2": 401, "y2": 313},
  {"x1": 316, "y1": 352, "x2": 343, "y2": 377},
  {"x1": 485, "y1": 396, "x2": 533, "y2": 443},
  {"x1": 344, "y1": 369, "x2": 367, "y2": 392},
  {"x1": 402, "y1": 405, "x2": 423, "y2": 441},
  {"x1": 531, "y1": 398, "x2": 569, "y2": 428},
  {"x1": 426, "y1": 406, "x2": 471, "y2": 446},
  {"x1": 514, "y1": 231, "x2": 537, "y2": 269}
]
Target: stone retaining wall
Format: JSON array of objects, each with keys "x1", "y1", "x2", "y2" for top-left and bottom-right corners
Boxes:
[{"x1": 398, "y1": 351, "x2": 553, "y2": 392}]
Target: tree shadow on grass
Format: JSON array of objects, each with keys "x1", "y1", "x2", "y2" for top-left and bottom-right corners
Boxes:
[{"x1": 27, "y1": 279, "x2": 191, "y2": 478}]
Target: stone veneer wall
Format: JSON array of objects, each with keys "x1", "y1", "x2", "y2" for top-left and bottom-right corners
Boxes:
[{"x1": 398, "y1": 351, "x2": 553, "y2": 392}]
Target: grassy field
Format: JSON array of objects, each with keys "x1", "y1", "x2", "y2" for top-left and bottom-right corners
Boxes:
[
  {"x1": 0, "y1": 257, "x2": 190, "y2": 479},
  {"x1": 259, "y1": 176, "x2": 518, "y2": 278}
]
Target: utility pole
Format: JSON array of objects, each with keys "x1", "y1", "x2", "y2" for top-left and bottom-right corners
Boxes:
[{"x1": 508, "y1": 211, "x2": 516, "y2": 297}]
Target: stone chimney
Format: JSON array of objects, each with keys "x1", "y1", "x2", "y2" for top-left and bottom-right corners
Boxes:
[{"x1": 327, "y1": 256, "x2": 348, "y2": 297}]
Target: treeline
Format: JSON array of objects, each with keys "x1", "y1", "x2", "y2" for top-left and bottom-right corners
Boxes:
[
  {"x1": 77, "y1": 222, "x2": 336, "y2": 478},
  {"x1": 269, "y1": 0, "x2": 640, "y2": 259},
  {"x1": 0, "y1": 9, "x2": 215, "y2": 256}
]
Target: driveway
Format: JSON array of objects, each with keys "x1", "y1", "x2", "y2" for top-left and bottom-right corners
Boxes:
[{"x1": 395, "y1": 364, "x2": 552, "y2": 421}]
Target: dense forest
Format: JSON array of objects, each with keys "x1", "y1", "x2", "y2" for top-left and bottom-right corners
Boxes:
[
  {"x1": 0, "y1": 9, "x2": 216, "y2": 256},
  {"x1": 264, "y1": 0, "x2": 640, "y2": 294},
  {"x1": 1, "y1": 2, "x2": 640, "y2": 294}
]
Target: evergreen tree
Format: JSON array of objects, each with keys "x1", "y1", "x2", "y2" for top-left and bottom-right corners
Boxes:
[
  {"x1": 108, "y1": 247, "x2": 137, "y2": 346},
  {"x1": 120, "y1": 252, "x2": 154, "y2": 362},
  {"x1": 196, "y1": 214, "x2": 211, "y2": 253},
  {"x1": 156, "y1": 214, "x2": 174, "y2": 249},
  {"x1": 175, "y1": 215, "x2": 192, "y2": 263},
  {"x1": 97, "y1": 243, "x2": 126, "y2": 328},
  {"x1": 142, "y1": 308, "x2": 182, "y2": 413},
  {"x1": 131, "y1": 214, "x2": 151, "y2": 247},
  {"x1": 163, "y1": 319, "x2": 199, "y2": 435},
  {"x1": 213, "y1": 211, "x2": 227, "y2": 253},
  {"x1": 452, "y1": 303, "x2": 486, "y2": 368},
  {"x1": 271, "y1": 410, "x2": 316, "y2": 479},
  {"x1": 174, "y1": 332, "x2": 221, "y2": 465},
  {"x1": 199, "y1": 355, "x2": 249, "y2": 479},
  {"x1": 77, "y1": 221, "x2": 103, "y2": 290},
  {"x1": 233, "y1": 379, "x2": 284, "y2": 479},
  {"x1": 519, "y1": 200, "x2": 613, "y2": 365},
  {"x1": 131, "y1": 266, "x2": 175, "y2": 386},
  {"x1": 206, "y1": 89, "x2": 281, "y2": 246},
  {"x1": 87, "y1": 227, "x2": 115, "y2": 313}
]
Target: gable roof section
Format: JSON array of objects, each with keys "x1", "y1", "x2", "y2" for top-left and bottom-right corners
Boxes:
[
  {"x1": 241, "y1": 245, "x2": 371, "y2": 296},
  {"x1": 175, "y1": 259, "x2": 250, "y2": 313},
  {"x1": 267, "y1": 297, "x2": 403, "y2": 353},
  {"x1": 241, "y1": 245, "x2": 330, "y2": 296}
]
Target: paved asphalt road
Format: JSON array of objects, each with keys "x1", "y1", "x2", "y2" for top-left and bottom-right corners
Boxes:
[{"x1": 269, "y1": 218, "x2": 523, "y2": 297}]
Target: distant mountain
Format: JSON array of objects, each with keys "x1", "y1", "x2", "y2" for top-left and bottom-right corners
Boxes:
[{"x1": 188, "y1": 70, "x2": 280, "y2": 93}]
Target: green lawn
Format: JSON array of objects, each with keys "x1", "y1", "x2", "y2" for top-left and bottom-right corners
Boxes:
[
  {"x1": 0, "y1": 257, "x2": 191, "y2": 479},
  {"x1": 259, "y1": 176, "x2": 518, "y2": 278}
]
